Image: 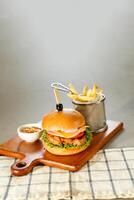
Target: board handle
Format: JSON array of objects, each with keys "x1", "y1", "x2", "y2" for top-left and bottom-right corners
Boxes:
[{"x1": 11, "y1": 158, "x2": 36, "y2": 176}]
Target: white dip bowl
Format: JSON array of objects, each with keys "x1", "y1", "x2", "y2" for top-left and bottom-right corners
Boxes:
[{"x1": 17, "y1": 123, "x2": 42, "y2": 143}]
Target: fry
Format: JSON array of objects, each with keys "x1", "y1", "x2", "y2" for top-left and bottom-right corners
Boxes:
[
  {"x1": 92, "y1": 84, "x2": 97, "y2": 96},
  {"x1": 93, "y1": 84, "x2": 103, "y2": 94},
  {"x1": 82, "y1": 85, "x2": 88, "y2": 96},
  {"x1": 67, "y1": 93, "x2": 79, "y2": 101},
  {"x1": 78, "y1": 95, "x2": 96, "y2": 102},
  {"x1": 87, "y1": 89, "x2": 92, "y2": 97},
  {"x1": 68, "y1": 83, "x2": 78, "y2": 95},
  {"x1": 78, "y1": 95, "x2": 91, "y2": 102}
]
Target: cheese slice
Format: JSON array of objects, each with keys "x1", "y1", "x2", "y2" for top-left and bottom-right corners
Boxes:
[{"x1": 47, "y1": 126, "x2": 86, "y2": 138}]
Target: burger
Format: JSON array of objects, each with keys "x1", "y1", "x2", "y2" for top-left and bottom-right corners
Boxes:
[{"x1": 41, "y1": 108, "x2": 92, "y2": 155}]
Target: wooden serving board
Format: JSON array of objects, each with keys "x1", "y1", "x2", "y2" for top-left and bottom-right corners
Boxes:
[{"x1": 0, "y1": 120, "x2": 123, "y2": 176}]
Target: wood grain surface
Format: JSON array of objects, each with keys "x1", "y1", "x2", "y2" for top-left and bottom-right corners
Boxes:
[{"x1": 0, "y1": 120, "x2": 123, "y2": 176}]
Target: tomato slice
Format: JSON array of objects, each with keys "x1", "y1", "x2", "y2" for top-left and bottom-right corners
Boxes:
[{"x1": 73, "y1": 132, "x2": 85, "y2": 139}]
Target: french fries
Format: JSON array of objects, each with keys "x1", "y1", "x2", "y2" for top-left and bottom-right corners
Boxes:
[
  {"x1": 67, "y1": 83, "x2": 103, "y2": 102},
  {"x1": 77, "y1": 95, "x2": 95, "y2": 102}
]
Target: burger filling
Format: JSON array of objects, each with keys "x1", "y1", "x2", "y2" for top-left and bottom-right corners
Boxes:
[{"x1": 40, "y1": 127, "x2": 92, "y2": 148}]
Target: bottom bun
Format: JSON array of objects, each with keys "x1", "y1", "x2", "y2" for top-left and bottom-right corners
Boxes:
[{"x1": 43, "y1": 141, "x2": 89, "y2": 155}]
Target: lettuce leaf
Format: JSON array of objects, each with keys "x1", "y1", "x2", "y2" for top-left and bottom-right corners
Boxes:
[{"x1": 40, "y1": 127, "x2": 92, "y2": 149}]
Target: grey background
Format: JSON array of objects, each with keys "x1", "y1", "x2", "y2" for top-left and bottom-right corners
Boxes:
[{"x1": 0, "y1": 1, "x2": 134, "y2": 147}]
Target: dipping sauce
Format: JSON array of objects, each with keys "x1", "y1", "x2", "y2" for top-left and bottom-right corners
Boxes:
[{"x1": 20, "y1": 127, "x2": 41, "y2": 134}]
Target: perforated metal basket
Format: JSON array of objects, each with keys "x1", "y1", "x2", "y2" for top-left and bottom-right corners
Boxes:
[{"x1": 72, "y1": 94, "x2": 107, "y2": 133}]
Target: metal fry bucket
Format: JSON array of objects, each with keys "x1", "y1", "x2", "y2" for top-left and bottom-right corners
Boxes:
[{"x1": 72, "y1": 94, "x2": 107, "y2": 133}]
